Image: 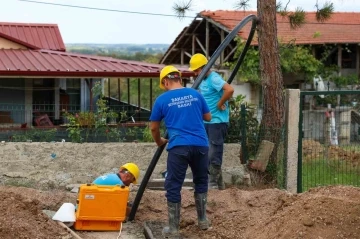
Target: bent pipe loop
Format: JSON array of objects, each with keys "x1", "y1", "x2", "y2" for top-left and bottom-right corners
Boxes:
[{"x1": 128, "y1": 14, "x2": 258, "y2": 221}]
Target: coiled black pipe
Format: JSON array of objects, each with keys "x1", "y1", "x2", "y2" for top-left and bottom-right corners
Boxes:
[{"x1": 128, "y1": 14, "x2": 258, "y2": 221}]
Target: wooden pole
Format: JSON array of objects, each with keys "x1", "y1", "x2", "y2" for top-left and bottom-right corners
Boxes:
[{"x1": 57, "y1": 221, "x2": 83, "y2": 239}]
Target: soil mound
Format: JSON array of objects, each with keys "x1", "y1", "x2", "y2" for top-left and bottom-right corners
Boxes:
[
  {"x1": 303, "y1": 139, "x2": 324, "y2": 159},
  {"x1": 0, "y1": 186, "x2": 75, "y2": 239},
  {"x1": 1, "y1": 185, "x2": 360, "y2": 239},
  {"x1": 136, "y1": 186, "x2": 360, "y2": 239}
]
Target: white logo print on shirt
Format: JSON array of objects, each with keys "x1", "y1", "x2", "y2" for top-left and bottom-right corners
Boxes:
[{"x1": 167, "y1": 94, "x2": 199, "y2": 108}]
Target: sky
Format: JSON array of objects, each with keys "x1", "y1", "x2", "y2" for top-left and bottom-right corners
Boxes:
[{"x1": 1, "y1": 0, "x2": 360, "y2": 44}]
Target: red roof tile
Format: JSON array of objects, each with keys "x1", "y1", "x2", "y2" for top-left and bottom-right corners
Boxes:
[
  {"x1": 0, "y1": 49, "x2": 194, "y2": 78},
  {"x1": 0, "y1": 22, "x2": 66, "y2": 51},
  {"x1": 200, "y1": 11, "x2": 360, "y2": 44}
]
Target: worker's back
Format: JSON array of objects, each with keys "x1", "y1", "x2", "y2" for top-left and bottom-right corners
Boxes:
[
  {"x1": 92, "y1": 173, "x2": 124, "y2": 186},
  {"x1": 150, "y1": 87, "x2": 209, "y2": 150}
]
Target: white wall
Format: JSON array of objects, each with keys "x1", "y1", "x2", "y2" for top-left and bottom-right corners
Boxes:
[{"x1": 233, "y1": 83, "x2": 252, "y2": 101}]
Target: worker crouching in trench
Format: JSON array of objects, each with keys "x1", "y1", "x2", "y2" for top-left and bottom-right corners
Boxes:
[{"x1": 83, "y1": 162, "x2": 140, "y2": 216}]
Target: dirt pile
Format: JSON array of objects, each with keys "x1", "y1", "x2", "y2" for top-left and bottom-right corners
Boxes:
[
  {"x1": 302, "y1": 140, "x2": 360, "y2": 165},
  {"x1": 1, "y1": 185, "x2": 360, "y2": 239},
  {"x1": 0, "y1": 186, "x2": 76, "y2": 239},
  {"x1": 329, "y1": 146, "x2": 360, "y2": 165},
  {"x1": 135, "y1": 186, "x2": 360, "y2": 239},
  {"x1": 247, "y1": 186, "x2": 360, "y2": 239},
  {"x1": 302, "y1": 139, "x2": 324, "y2": 159}
]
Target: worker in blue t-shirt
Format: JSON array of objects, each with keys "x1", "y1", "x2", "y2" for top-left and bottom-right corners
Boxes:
[
  {"x1": 92, "y1": 162, "x2": 140, "y2": 186},
  {"x1": 75, "y1": 163, "x2": 140, "y2": 214},
  {"x1": 149, "y1": 65, "x2": 212, "y2": 237},
  {"x1": 189, "y1": 53, "x2": 234, "y2": 190}
]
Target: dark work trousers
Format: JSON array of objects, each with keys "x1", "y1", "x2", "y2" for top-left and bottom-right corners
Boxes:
[
  {"x1": 165, "y1": 146, "x2": 209, "y2": 203},
  {"x1": 205, "y1": 123, "x2": 228, "y2": 167}
]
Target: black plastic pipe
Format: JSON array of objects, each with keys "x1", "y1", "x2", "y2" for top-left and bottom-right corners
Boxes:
[
  {"x1": 128, "y1": 14, "x2": 258, "y2": 221},
  {"x1": 226, "y1": 17, "x2": 257, "y2": 85}
]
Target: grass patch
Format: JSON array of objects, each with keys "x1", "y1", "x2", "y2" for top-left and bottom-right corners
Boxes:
[{"x1": 302, "y1": 158, "x2": 360, "y2": 191}]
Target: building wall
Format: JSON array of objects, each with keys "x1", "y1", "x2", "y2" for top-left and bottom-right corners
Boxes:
[
  {"x1": 341, "y1": 68, "x2": 358, "y2": 76},
  {"x1": 233, "y1": 83, "x2": 252, "y2": 101},
  {"x1": 302, "y1": 108, "x2": 354, "y2": 145},
  {"x1": 0, "y1": 37, "x2": 27, "y2": 49}
]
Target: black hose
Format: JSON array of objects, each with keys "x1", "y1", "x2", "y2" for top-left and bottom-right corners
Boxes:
[
  {"x1": 227, "y1": 17, "x2": 258, "y2": 85},
  {"x1": 192, "y1": 14, "x2": 258, "y2": 88},
  {"x1": 127, "y1": 14, "x2": 258, "y2": 222}
]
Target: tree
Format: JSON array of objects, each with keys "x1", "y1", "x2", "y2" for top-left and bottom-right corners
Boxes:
[
  {"x1": 173, "y1": 0, "x2": 334, "y2": 181},
  {"x1": 256, "y1": 0, "x2": 284, "y2": 179},
  {"x1": 229, "y1": 39, "x2": 323, "y2": 84}
]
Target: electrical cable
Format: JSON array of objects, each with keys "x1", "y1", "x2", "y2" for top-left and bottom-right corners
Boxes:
[
  {"x1": 116, "y1": 222, "x2": 123, "y2": 239},
  {"x1": 18, "y1": 0, "x2": 194, "y2": 18},
  {"x1": 16, "y1": 1, "x2": 360, "y2": 26}
]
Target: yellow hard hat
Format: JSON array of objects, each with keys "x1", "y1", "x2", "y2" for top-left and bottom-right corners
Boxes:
[
  {"x1": 189, "y1": 53, "x2": 208, "y2": 71},
  {"x1": 120, "y1": 163, "x2": 140, "y2": 184},
  {"x1": 159, "y1": 65, "x2": 181, "y2": 90}
]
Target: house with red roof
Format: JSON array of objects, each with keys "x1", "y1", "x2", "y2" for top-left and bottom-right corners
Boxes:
[
  {"x1": 160, "y1": 11, "x2": 360, "y2": 103},
  {"x1": 0, "y1": 22, "x2": 194, "y2": 130}
]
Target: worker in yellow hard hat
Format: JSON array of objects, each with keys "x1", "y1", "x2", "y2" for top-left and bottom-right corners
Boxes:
[
  {"x1": 158, "y1": 65, "x2": 181, "y2": 90},
  {"x1": 92, "y1": 162, "x2": 140, "y2": 186},
  {"x1": 150, "y1": 65, "x2": 212, "y2": 237},
  {"x1": 189, "y1": 53, "x2": 234, "y2": 190},
  {"x1": 75, "y1": 162, "x2": 140, "y2": 215}
]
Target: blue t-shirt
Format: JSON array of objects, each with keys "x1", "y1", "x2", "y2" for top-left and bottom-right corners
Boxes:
[
  {"x1": 150, "y1": 87, "x2": 210, "y2": 150},
  {"x1": 92, "y1": 173, "x2": 124, "y2": 186},
  {"x1": 199, "y1": 71, "x2": 229, "y2": 124}
]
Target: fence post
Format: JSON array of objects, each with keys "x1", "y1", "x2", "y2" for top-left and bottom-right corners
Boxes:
[
  {"x1": 285, "y1": 89, "x2": 300, "y2": 194},
  {"x1": 24, "y1": 80, "x2": 33, "y2": 126},
  {"x1": 240, "y1": 104, "x2": 248, "y2": 164}
]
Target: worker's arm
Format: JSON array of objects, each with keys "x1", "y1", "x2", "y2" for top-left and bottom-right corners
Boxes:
[
  {"x1": 199, "y1": 92, "x2": 211, "y2": 122},
  {"x1": 203, "y1": 112, "x2": 212, "y2": 122},
  {"x1": 217, "y1": 83, "x2": 234, "y2": 110},
  {"x1": 150, "y1": 121, "x2": 168, "y2": 147}
]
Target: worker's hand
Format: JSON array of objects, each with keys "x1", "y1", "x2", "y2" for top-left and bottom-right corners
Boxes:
[
  {"x1": 156, "y1": 137, "x2": 168, "y2": 147},
  {"x1": 217, "y1": 103, "x2": 226, "y2": 111}
]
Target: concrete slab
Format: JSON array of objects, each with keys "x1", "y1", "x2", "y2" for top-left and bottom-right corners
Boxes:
[
  {"x1": 43, "y1": 210, "x2": 144, "y2": 239},
  {"x1": 79, "y1": 222, "x2": 145, "y2": 239},
  {"x1": 147, "y1": 178, "x2": 193, "y2": 189}
]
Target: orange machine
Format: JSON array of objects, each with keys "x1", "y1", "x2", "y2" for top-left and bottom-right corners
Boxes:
[{"x1": 74, "y1": 184, "x2": 129, "y2": 231}]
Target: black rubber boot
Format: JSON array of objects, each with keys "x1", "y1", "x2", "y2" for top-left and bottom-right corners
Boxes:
[
  {"x1": 209, "y1": 164, "x2": 225, "y2": 190},
  {"x1": 217, "y1": 169, "x2": 226, "y2": 190},
  {"x1": 208, "y1": 164, "x2": 219, "y2": 189},
  {"x1": 194, "y1": 193, "x2": 211, "y2": 230},
  {"x1": 162, "y1": 201, "x2": 181, "y2": 238}
]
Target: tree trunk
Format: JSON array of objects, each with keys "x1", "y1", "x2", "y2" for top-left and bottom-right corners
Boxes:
[{"x1": 256, "y1": 0, "x2": 285, "y2": 178}]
